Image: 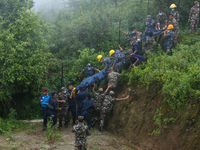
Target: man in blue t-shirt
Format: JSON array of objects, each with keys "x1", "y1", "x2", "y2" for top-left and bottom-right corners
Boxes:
[
  {"x1": 39, "y1": 88, "x2": 51, "y2": 131},
  {"x1": 125, "y1": 52, "x2": 145, "y2": 71},
  {"x1": 67, "y1": 84, "x2": 76, "y2": 126},
  {"x1": 75, "y1": 85, "x2": 87, "y2": 118}
]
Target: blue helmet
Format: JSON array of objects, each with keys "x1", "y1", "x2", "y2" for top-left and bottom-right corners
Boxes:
[{"x1": 86, "y1": 63, "x2": 91, "y2": 67}]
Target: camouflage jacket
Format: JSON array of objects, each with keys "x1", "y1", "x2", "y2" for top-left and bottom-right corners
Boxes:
[
  {"x1": 127, "y1": 31, "x2": 142, "y2": 42},
  {"x1": 92, "y1": 91, "x2": 106, "y2": 109},
  {"x1": 145, "y1": 37, "x2": 154, "y2": 50},
  {"x1": 108, "y1": 71, "x2": 120, "y2": 88},
  {"x1": 145, "y1": 19, "x2": 156, "y2": 33},
  {"x1": 165, "y1": 30, "x2": 174, "y2": 45},
  {"x1": 168, "y1": 18, "x2": 179, "y2": 31},
  {"x1": 156, "y1": 13, "x2": 167, "y2": 28},
  {"x1": 171, "y1": 10, "x2": 179, "y2": 23},
  {"x1": 188, "y1": 6, "x2": 199, "y2": 21},
  {"x1": 114, "y1": 49, "x2": 127, "y2": 64},
  {"x1": 101, "y1": 95, "x2": 118, "y2": 112},
  {"x1": 103, "y1": 57, "x2": 113, "y2": 72},
  {"x1": 72, "y1": 124, "x2": 88, "y2": 141},
  {"x1": 57, "y1": 92, "x2": 69, "y2": 107}
]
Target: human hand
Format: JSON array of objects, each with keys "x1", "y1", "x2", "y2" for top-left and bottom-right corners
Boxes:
[
  {"x1": 188, "y1": 20, "x2": 190, "y2": 23},
  {"x1": 59, "y1": 108, "x2": 62, "y2": 110},
  {"x1": 126, "y1": 95, "x2": 130, "y2": 99},
  {"x1": 46, "y1": 103, "x2": 49, "y2": 105}
]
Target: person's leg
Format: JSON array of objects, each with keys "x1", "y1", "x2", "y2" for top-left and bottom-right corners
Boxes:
[
  {"x1": 71, "y1": 105, "x2": 76, "y2": 125},
  {"x1": 190, "y1": 19, "x2": 195, "y2": 34},
  {"x1": 77, "y1": 106, "x2": 82, "y2": 118},
  {"x1": 58, "y1": 110, "x2": 63, "y2": 127},
  {"x1": 194, "y1": 20, "x2": 198, "y2": 32},
  {"x1": 158, "y1": 34, "x2": 162, "y2": 43},
  {"x1": 85, "y1": 113, "x2": 91, "y2": 130},
  {"x1": 41, "y1": 107, "x2": 47, "y2": 130},
  {"x1": 64, "y1": 107, "x2": 69, "y2": 128}
]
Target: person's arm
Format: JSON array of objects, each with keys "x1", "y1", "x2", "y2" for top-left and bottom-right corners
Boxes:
[
  {"x1": 128, "y1": 49, "x2": 132, "y2": 52},
  {"x1": 197, "y1": 8, "x2": 199, "y2": 22},
  {"x1": 96, "y1": 69, "x2": 100, "y2": 72},
  {"x1": 55, "y1": 108, "x2": 62, "y2": 110},
  {"x1": 112, "y1": 63, "x2": 116, "y2": 69},
  {"x1": 105, "y1": 85, "x2": 112, "y2": 93},
  {"x1": 118, "y1": 44, "x2": 123, "y2": 51},
  {"x1": 92, "y1": 83, "x2": 95, "y2": 92},
  {"x1": 117, "y1": 95, "x2": 129, "y2": 101},
  {"x1": 132, "y1": 58, "x2": 139, "y2": 66},
  {"x1": 79, "y1": 68, "x2": 86, "y2": 79},
  {"x1": 119, "y1": 28, "x2": 128, "y2": 35}
]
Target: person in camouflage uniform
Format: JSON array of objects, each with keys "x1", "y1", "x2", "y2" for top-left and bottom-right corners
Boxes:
[
  {"x1": 188, "y1": 1, "x2": 199, "y2": 34},
  {"x1": 119, "y1": 27, "x2": 143, "y2": 47},
  {"x1": 145, "y1": 15, "x2": 156, "y2": 36},
  {"x1": 164, "y1": 24, "x2": 174, "y2": 56},
  {"x1": 57, "y1": 87, "x2": 69, "y2": 128},
  {"x1": 170, "y1": 4, "x2": 179, "y2": 24},
  {"x1": 91, "y1": 83, "x2": 111, "y2": 126},
  {"x1": 156, "y1": 10, "x2": 168, "y2": 42},
  {"x1": 144, "y1": 32, "x2": 155, "y2": 59},
  {"x1": 99, "y1": 91, "x2": 129, "y2": 132},
  {"x1": 111, "y1": 45, "x2": 128, "y2": 73},
  {"x1": 168, "y1": 14, "x2": 179, "y2": 45},
  {"x1": 108, "y1": 69, "x2": 121, "y2": 89},
  {"x1": 97, "y1": 55, "x2": 113, "y2": 89},
  {"x1": 72, "y1": 116, "x2": 89, "y2": 150}
]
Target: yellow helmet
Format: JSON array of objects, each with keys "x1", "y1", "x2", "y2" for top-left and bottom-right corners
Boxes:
[
  {"x1": 109, "y1": 50, "x2": 115, "y2": 56},
  {"x1": 170, "y1": 4, "x2": 177, "y2": 8},
  {"x1": 168, "y1": 24, "x2": 174, "y2": 30},
  {"x1": 73, "y1": 87, "x2": 76, "y2": 93},
  {"x1": 97, "y1": 55, "x2": 103, "y2": 62}
]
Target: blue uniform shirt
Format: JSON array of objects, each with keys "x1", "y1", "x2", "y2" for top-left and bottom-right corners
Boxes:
[
  {"x1": 81, "y1": 99, "x2": 95, "y2": 114},
  {"x1": 145, "y1": 19, "x2": 156, "y2": 34},
  {"x1": 131, "y1": 41, "x2": 142, "y2": 56},
  {"x1": 114, "y1": 49, "x2": 127, "y2": 64},
  {"x1": 67, "y1": 90, "x2": 76, "y2": 106},
  {"x1": 130, "y1": 54, "x2": 145, "y2": 63},
  {"x1": 39, "y1": 94, "x2": 51, "y2": 108},
  {"x1": 48, "y1": 97, "x2": 58, "y2": 116},
  {"x1": 103, "y1": 57, "x2": 113, "y2": 72},
  {"x1": 165, "y1": 30, "x2": 174, "y2": 45},
  {"x1": 81, "y1": 67, "x2": 97, "y2": 77},
  {"x1": 75, "y1": 91, "x2": 87, "y2": 106}
]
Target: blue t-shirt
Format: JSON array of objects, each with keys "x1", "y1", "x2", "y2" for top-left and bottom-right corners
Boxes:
[
  {"x1": 130, "y1": 54, "x2": 145, "y2": 63},
  {"x1": 75, "y1": 91, "x2": 87, "y2": 106},
  {"x1": 39, "y1": 94, "x2": 51, "y2": 107},
  {"x1": 81, "y1": 99, "x2": 95, "y2": 114},
  {"x1": 131, "y1": 41, "x2": 142, "y2": 56},
  {"x1": 67, "y1": 90, "x2": 76, "y2": 106},
  {"x1": 48, "y1": 97, "x2": 58, "y2": 116}
]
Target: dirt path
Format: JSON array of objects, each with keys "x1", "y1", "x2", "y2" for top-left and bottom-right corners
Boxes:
[{"x1": 0, "y1": 122, "x2": 138, "y2": 150}]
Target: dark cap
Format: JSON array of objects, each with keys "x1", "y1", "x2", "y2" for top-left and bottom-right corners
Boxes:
[
  {"x1": 86, "y1": 63, "x2": 91, "y2": 67},
  {"x1": 78, "y1": 116, "x2": 84, "y2": 122},
  {"x1": 128, "y1": 38, "x2": 133, "y2": 43},
  {"x1": 147, "y1": 15, "x2": 151, "y2": 19},
  {"x1": 51, "y1": 91, "x2": 57, "y2": 96},
  {"x1": 125, "y1": 52, "x2": 130, "y2": 56},
  {"x1": 194, "y1": 1, "x2": 199, "y2": 4},
  {"x1": 79, "y1": 85, "x2": 84, "y2": 90},
  {"x1": 170, "y1": 14, "x2": 174, "y2": 17},
  {"x1": 42, "y1": 88, "x2": 47, "y2": 92}
]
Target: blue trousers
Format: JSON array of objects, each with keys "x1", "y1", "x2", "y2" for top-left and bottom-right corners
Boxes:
[
  {"x1": 41, "y1": 107, "x2": 48, "y2": 127},
  {"x1": 68, "y1": 105, "x2": 76, "y2": 125},
  {"x1": 83, "y1": 113, "x2": 91, "y2": 130},
  {"x1": 77, "y1": 106, "x2": 82, "y2": 119},
  {"x1": 134, "y1": 58, "x2": 145, "y2": 66}
]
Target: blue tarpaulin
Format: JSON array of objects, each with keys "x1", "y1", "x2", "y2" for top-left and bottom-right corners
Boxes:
[
  {"x1": 142, "y1": 28, "x2": 167, "y2": 41},
  {"x1": 76, "y1": 70, "x2": 106, "y2": 90}
]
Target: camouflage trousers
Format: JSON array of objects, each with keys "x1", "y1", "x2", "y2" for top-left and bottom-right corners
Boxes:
[
  {"x1": 91, "y1": 107, "x2": 101, "y2": 121},
  {"x1": 173, "y1": 28, "x2": 179, "y2": 45},
  {"x1": 75, "y1": 140, "x2": 87, "y2": 150},
  {"x1": 190, "y1": 19, "x2": 198, "y2": 34},
  {"x1": 164, "y1": 42, "x2": 173, "y2": 56},
  {"x1": 58, "y1": 106, "x2": 69, "y2": 122},
  {"x1": 115, "y1": 59, "x2": 128, "y2": 73},
  {"x1": 100, "y1": 108, "x2": 111, "y2": 127}
]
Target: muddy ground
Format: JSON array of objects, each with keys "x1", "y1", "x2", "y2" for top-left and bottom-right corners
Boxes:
[{"x1": 0, "y1": 121, "x2": 139, "y2": 150}]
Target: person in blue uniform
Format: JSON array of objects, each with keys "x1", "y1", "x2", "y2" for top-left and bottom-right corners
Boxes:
[
  {"x1": 125, "y1": 52, "x2": 145, "y2": 71},
  {"x1": 75, "y1": 85, "x2": 87, "y2": 118},
  {"x1": 47, "y1": 91, "x2": 62, "y2": 127},
  {"x1": 67, "y1": 84, "x2": 77, "y2": 126},
  {"x1": 145, "y1": 15, "x2": 156, "y2": 36},
  {"x1": 81, "y1": 93, "x2": 95, "y2": 132},
  {"x1": 164, "y1": 24, "x2": 174, "y2": 56},
  {"x1": 127, "y1": 38, "x2": 142, "y2": 56},
  {"x1": 39, "y1": 88, "x2": 51, "y2": 131},
  {"x1": 78, "y1": 63, "x2": 100, "y2": 79}
]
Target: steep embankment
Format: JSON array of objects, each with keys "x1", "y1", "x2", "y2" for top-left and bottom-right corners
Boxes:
[{"x1": 103, "y1": 83, "x2": 200, "y2": 150}]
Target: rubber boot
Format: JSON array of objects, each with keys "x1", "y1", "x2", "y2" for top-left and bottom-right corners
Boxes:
[
  {"x1": 91, "y1": 120, "x2": 97, "y2": 127},
  {"x1": 42, "y1": 126, "x2": 45, "y2": 131},
  {"x1": 64, "y1": 122, "x2": 68, "y2": 128},
  {"x1": 58, "y1": 121, "x2": 62, "y2": 128}
]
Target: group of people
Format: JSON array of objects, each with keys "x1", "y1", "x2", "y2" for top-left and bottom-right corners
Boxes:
[{"x1": 39, "y1": 2, "x2": 199, "y2": 150}]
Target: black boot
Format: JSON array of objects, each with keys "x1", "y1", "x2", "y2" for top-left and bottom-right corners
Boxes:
[
  {"x1": 58, "y1": 121, "x2": 62, "y2": 128},
  {"x1": 64, "y1": 122, "x2": 68, "y2": 128},
  {"x1": 91, "y1": 120, "x2": 97, "y2": 127},
  {"x1": 42, "y1": 126, "x2": 46, "y2": 131}
]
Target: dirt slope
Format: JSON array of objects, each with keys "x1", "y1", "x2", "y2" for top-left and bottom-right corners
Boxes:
[{"x1": 101, "y1": 83, "x2": 199, "y2": 150}]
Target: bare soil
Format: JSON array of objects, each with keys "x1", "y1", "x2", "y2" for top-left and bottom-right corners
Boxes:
[{"x1": 0, "y1": 121, "x2": 138, "y2": 150}]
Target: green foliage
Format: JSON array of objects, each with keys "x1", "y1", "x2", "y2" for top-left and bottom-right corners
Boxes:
[
  {"x1": 0, "y1": 109, "x2": 35, "y2": 137},
  {"x1": 45, "y1": 116, "x2": 61, "y2": 144},
  {"x1": 0, "y1": 6, "x2": 50, "y2": 117}
]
